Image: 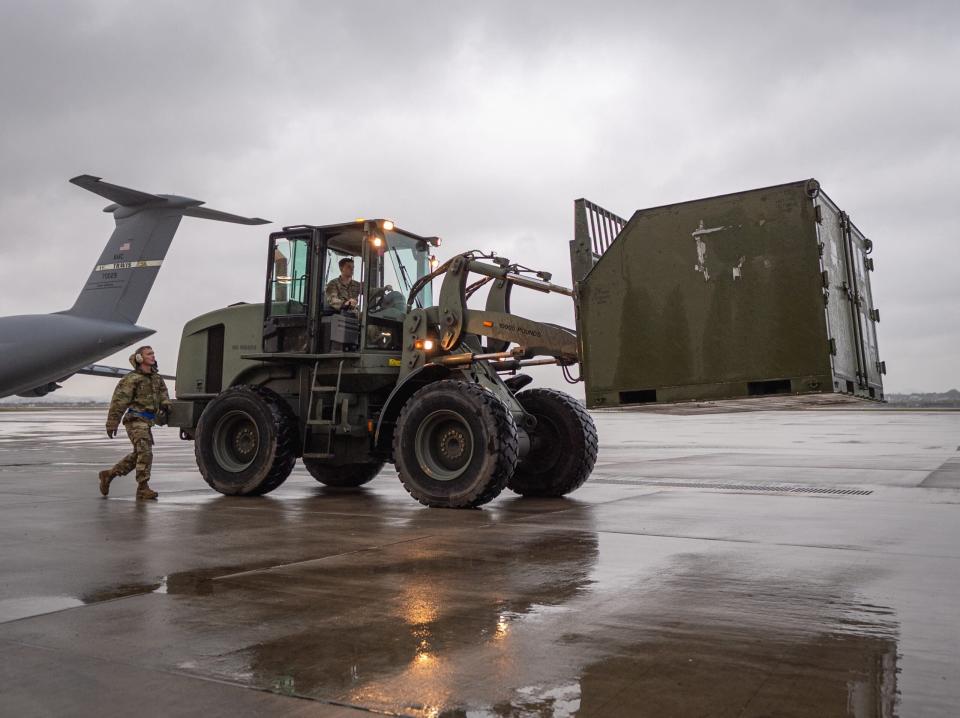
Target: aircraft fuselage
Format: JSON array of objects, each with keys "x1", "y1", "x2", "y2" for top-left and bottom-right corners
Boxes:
[{"x1": 0, "y1": 313, "x2": 153, "y2": 398}]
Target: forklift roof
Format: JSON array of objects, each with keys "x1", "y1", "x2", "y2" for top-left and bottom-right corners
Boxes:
[{"x1": 276, "y1": 220, "x2": 439, "y2": 258}]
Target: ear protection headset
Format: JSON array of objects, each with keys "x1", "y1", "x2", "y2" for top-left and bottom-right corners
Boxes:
[{"x1": 135, "y1": 352, "x2": 143, "y2": 363}]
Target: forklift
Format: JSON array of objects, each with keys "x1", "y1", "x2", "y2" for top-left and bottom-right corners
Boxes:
[{"x1": 168, "y1": 219, "x2": 596, "y2": 508}]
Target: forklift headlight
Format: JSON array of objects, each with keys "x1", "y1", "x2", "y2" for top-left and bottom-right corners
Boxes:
[
  {"x1": 429, "y1": 255, "x2": 439, "y2": 269},
  {"x1": 372, "y1": 236, "x2": 383, "y2": 248},
  {"x1": 415, "y1": 339, "x2": 435, "y2": 352},
  {"x1": 382, "y1": 220, "x2": 395, "y2": 231}
]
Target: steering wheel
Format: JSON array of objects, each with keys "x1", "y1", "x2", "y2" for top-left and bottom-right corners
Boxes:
[{"x1": 368, "y1": 285, "x2": 391, "y2": 312}]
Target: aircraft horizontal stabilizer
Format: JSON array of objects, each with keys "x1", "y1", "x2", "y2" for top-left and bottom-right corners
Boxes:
[
  {"x1": 69, "y1": 175, "x2": 164, "y2": 208},
  {"x1": 182, "y1": 206, "x2": 270, "y2": 225}
]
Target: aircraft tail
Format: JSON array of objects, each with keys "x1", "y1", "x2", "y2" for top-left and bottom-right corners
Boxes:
[{"x1": 64, "y1": 175, "x2": 269, "y2": 324}]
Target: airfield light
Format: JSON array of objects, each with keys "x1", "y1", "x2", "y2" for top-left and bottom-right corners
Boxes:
[{"x1": 382, "y1": 220, "x2": 395, "y2": 231}]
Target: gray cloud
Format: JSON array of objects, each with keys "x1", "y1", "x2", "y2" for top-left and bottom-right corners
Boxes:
[{"x1": 1, "y1": 0, "x2": 957, "y2": 397}]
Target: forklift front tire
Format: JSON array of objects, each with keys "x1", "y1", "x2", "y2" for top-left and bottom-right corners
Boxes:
[
  {"x1": 507, "y1": 388, "x2": 598, "y2": 497},
  {"x1": 393, "y1": 380, "x2": 518, "y2": 508}
]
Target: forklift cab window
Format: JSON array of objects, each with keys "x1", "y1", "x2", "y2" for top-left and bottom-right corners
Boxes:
[
  {"x1": 365, "y1": 231, "x2": 433, "y2": 350},
  {"x1": 268, "y1": 237, "x2": 309, "y2": 315}
]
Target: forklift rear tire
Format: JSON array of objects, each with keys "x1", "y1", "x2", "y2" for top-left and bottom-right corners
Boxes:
[
  {"x1": 195, "y1": 385, "x2": 298, "y2": 496},
  {"x1": 393, "y1": 380, "x2": 518, "y2": 508},
  {"x1": 304, "y1": 460, "x2": 384, "y2": 487},
  {"x1": 508, "y1": 388, "x2": 598, "y2": 497}
]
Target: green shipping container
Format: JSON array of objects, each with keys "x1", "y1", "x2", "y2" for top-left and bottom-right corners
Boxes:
[{"x1": 570, "y1": 180, "x2": 884, "y2": 409}]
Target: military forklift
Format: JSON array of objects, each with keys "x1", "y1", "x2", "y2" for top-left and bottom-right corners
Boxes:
[{"x1": 168, "y1": 219, "x2": 597, "y2": 508}]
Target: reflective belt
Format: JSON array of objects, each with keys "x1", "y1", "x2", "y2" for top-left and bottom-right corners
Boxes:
[{"x1": 127, "y1": 410, "x2": 156, "y2": 421}]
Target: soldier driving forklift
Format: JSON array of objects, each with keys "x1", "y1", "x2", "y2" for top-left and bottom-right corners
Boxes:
[{"x1": 167, "y1": 219, "x2": 597, "y2": 508}]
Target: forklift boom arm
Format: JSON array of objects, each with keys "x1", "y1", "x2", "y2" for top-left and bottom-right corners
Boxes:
[{"x1": 435, "y1": 253, "x2": 578, "y2": 361}]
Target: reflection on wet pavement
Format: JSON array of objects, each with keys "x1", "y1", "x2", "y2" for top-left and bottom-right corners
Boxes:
[
  {"x1": 0, "y1": 595, "x2": 84, "y2": 622},
  {"x1": 1, "y1": 408, "x2": 959, "y2": 716}
]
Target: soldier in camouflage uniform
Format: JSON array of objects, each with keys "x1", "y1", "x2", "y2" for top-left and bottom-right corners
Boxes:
[
  {"x1": 98, "y1": 346, "x2": 171, "y2": 500},
  {"x1": 324, "y1": 257, "x2": 362, "y2": 311}
]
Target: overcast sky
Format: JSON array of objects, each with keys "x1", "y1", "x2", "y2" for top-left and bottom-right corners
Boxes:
[{"x1": 0, "y1": 0, "x2": 957, "y2": 398}]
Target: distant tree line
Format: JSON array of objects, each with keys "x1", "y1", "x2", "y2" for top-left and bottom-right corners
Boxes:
[{"x1": 886, "y1": 389, "x2": 960, "y2": 408}]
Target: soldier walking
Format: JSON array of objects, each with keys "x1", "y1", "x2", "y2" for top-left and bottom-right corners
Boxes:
[{"x1": 98, "y1": 346, "x2": 170, "y2": 500}]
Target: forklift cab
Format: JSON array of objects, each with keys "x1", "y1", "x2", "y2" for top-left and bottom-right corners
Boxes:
[{"x1": 262, "y1": 221, "x2": 437, "y2": 355}]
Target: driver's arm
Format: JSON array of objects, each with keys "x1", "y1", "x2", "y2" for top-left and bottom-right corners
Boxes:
[{"x1": 325, "y1": 279, "x2": 344, "y2": 310}]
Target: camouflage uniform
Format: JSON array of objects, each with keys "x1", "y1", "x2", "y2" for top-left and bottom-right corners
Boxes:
[
  {"x1": 100, "y1": 354, "x2": 170, "y2": 497},
  {"x1": 324, "y1": 276, "x2": 362, "y2": 311}
]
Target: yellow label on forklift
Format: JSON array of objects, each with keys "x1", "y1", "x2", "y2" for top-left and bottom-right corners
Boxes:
[{"x1": 388, "y1": 358, "x2": 402, "y2": 367}]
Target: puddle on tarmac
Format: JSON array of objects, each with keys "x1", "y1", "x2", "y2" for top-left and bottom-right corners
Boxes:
[
  {"x1": 139, "y1": 535, "x2": 898, "y2": 718},
  {"x1": 78, "y1": 562, "x2": 280, "y2": 604}
]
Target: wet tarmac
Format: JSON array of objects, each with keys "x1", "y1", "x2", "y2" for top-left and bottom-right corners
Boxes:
[{"x1": 1, "y1": 407, "x2": 958, "y2": 717}]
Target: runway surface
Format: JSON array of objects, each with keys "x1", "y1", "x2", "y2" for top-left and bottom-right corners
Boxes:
[{"x1": 1, "y1": 407, "x2": 958, "y2": 717}]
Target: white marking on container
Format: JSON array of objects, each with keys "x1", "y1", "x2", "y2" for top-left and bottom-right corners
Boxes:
[{"x1": 692, "y1": 220, "x2": 726, "y2": 281}]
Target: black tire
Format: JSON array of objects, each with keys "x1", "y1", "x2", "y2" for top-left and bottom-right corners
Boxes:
[
  {"x1": 194, "y1": 385, "x2": 298, "y2": 496},
  {"x1": 303, "y1": 460, "x2": 384, "y2": 487},
  {"x1": 508, "y1": 388, "x2": 598, "y2": 497},
  {"x1": 393, "y1": 380, "x2": 518, "y2": 508}
]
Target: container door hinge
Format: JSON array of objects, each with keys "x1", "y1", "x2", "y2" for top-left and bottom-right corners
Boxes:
[
  {"x1": 869, "y1": 308, "x2": 880, "y2": 322},
  {"x1": 822, "y1": 291, "x2": 830, "y2": 306},
  {"x1": 814, "y1": 205, "x2": 823, "y2": 224},
  {"x1": 817, "y1": 242, "x2": 825, "y2": 257},
  {"x1": 864, "y1": 257, "x2": 875, "y2": 271},
  {"x1": 821, "y1": 270, "x2": 830, "y2": 288},
  {"x1": 876, "y1": 360, "x2": 887, "y2": 375},
  {"x1": 828, "y1": 338, "x2": 838, "y2": 355}
]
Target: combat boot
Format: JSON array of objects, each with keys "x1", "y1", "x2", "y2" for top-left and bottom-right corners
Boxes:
[
  {"x1": 98, "y1": 470, "x2": 115, "y2": 496},
  {"x1": 136, "y1": 483, "x2": 159, "y2": 500}
]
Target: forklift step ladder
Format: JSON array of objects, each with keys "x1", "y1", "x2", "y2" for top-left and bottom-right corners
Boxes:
[{"x1": 301, "y1": 359, "x2": 347, "y2": 459}]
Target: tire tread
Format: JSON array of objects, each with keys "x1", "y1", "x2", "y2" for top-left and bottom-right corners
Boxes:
[{"x1": 509, "y1": 388, "x2": 597, "y2": 497}]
